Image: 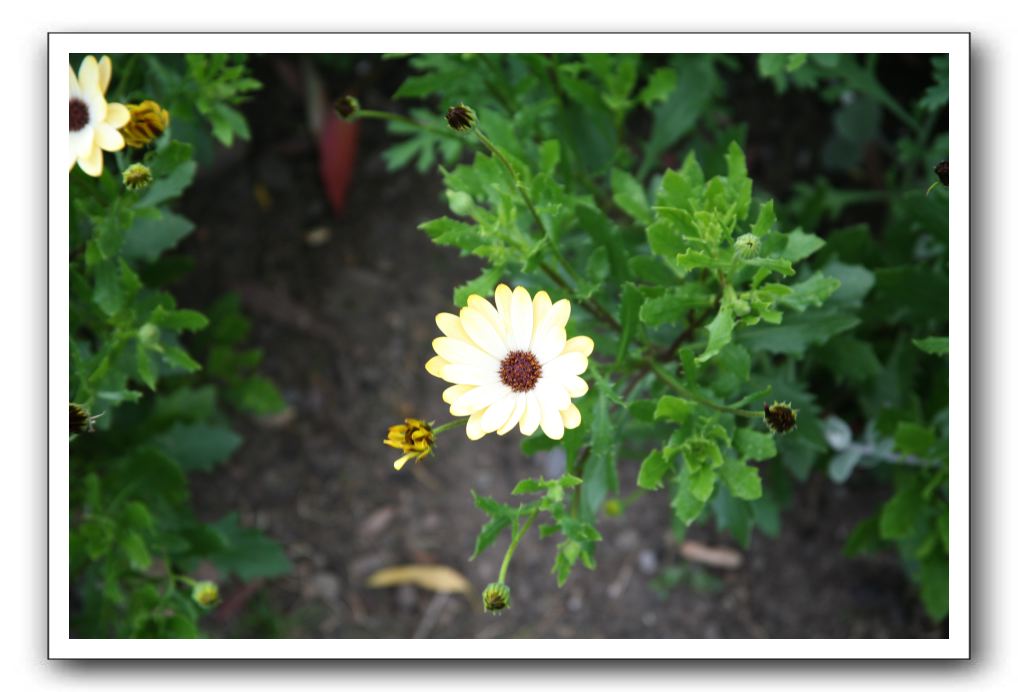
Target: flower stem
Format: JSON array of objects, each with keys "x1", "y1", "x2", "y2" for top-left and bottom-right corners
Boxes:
[
  {"x1": 498, "y1": 510, "x2": 538, "y2": 584},
  {"x1": 432, "y1": 417, "x2": 469, "y2": 435},
  {"x1": 645, "y1": 359, "x2": 763, "y2": 419}
]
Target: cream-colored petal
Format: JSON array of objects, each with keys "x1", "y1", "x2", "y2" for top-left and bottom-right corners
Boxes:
[
  {"x1": 425, "y1": 355, "x2": 449, "y2": 378},
  {"x1": 77, "y1": 56, "x2": 100, "y2": 92},
  {"x1": 494, "y1": 284, "x2": 513, "y2": 326},
  {"x1": 531, "y1": 291, "x2": 552, "y2": 335},
  {"x1": 480, "y1": 393, "x2": 516, "y2": 433},
  {"x1": 535, "y1": 379, "x2": 570, "y2": 413},
  {"x1": 520, "y1": 392, "x2": 542, "y2": 436},
  {"x1": 497, "y1": 394, "x2": 527, "y2": 435},
  {"x1": 510, "y1": 286, "x2": 534, "y2": 354},
  {"x1": 561, "y1": 404, "x2": 582, "y2": 430},
  {"x1": 83, "y1": 90, "x2": 106, "y2": 123},
  {"x1": 543, "y1": 351, "x2": 589, "y2": 379},
  {"x1": 442, "y1": 384, "x2": 474, "y2": 405},
  {"x1": 539, "y1": 401, "x2": 565, "y2": 440},
  {"x1": 534, "y1": 326, "x2": 567, "y2": 365},
  {"x1": 563, "y1": 375, "x2": 589, "y2": 398},
  {"x1": 98, "y1": 55, "x2": 112, "y2": 94},
  {"x1": 105, "y1": 102, "x2": 130, "y2": 129},
  {"x1": 436, "y1": 312, "x2": 470, "y2": 342},
  {"x1": 69, "y1": 127, "x2": 95, "y2": 158},
  {"x1": 69, "y1": 146, "x2": 77, "y2": 171},
  {"x1": 94, "y1": 122, "x2": 124, "y2": 152},
  {"x1": 466, "y1": 410, "x2": 487, "y2": 440},
  {"x1": 459, "y1": 307, "x2": 508, "y2": 360},
  {"x1": 450, "y1": 383, "x2": 510, "y2": 417},
  {"x1": 68, "y1": 65, "x2": 80, "y2": 96},
  {"x1": 563, "y1": 335, "x2": 595, "y2": 357},
  {"x1": 530, "y1": 299, "x2": 571, "y2": 353},
  {"x1": 432, "y1": 336, "x2": 498, "y2": 369},
  {"x1": 393, "y1": 453, "x2": 415, "y2": 471},
  {"x1": 467, "y1": 295, "x2": 507, "y2": 339},
  {"x1": 441, "y1": 363, "x2": 500, "y2": 386},
  {"x1": 77, "y1": 142, "x2": 103, "y2": 177}
]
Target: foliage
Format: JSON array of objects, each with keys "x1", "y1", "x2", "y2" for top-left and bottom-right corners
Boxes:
[
  {"x1": 380, "y1": 53, "x2": 950, "y2": 622},
  {"x1": 69, "y1": 54, "x2": 289, "y2": 638}
]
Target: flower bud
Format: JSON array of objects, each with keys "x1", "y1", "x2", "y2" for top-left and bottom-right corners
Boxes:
[
  {"x1": 69, "y1": 402, "x2": 99, "y2": 434},
  {"x1": 603, "y1": 499, "x2": 623, "y2": 517},
  {"x1": 934, "y1": 160, "x2": 948, "y2": 187},
  {"x1": 121, "y1": 100, "x2": 170, "y2": 148},
  {"x1": 482, "y1": 582, "x2": 510, "y2": 614},
  {"x1": 333, "y1": 95, "x2": 360, "y2": 120},
  {"x1": 734, "y1": 233, "x2": 761, "y2": 259},
  {"x1": 763, "y1": 401, "x2": 798, "y2": 434},
  {"x1": 191, "y1": 581, "x2": 220, "y2": 608},
  {"x1": 445, "y1": 104, "x2": 476, "y2": 133},
  {"x1": 122, "y1": 163, "x2": 153, "y2": 191},
  {"x1": 384, "y1": 418, "x2": 436, "y2": 471}
]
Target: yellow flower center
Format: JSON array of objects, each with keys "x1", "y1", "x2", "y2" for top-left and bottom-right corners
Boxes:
[
  {"x1": 69, "y1": 98, "x2": 89, "y2": 132},
  {"x1": 499, "y1": 350, "x2": 542, "y2": 393}
]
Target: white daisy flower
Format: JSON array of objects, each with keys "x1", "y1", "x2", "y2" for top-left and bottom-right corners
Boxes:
[
  {"x1": 426, "y1": 284, "x2": 593, "y2": 441},
  {"x1": 69, "y1": 55, "x2": 130, "y2": 177}
]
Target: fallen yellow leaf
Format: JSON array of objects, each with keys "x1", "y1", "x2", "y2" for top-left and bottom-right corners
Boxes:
[{"x1": 365, "y1": 564, "x2": 472, "y2": 595}]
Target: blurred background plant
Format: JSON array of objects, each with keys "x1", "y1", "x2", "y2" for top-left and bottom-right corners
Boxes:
[{"x1": 69, "y1": 53, "x2": 290, "y2": 637}]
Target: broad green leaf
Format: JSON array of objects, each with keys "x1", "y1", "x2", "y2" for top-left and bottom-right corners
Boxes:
[
  {"x1": 611, "y1": 168, "x2": 651, "y2": 225},
  {"x1": 738, "y1": 308, "x2": 860, "y2": 356},
  {"x1": 778, "y1": 229, "x2": 826, "y2": 263},
  {"x1": 712, "y1": 487, "x2": 754, "y2": 547},
  {"x1": 230, "y1": 375, "x2": 286, "y2": 414},
  {"x1": 734, "y1": 428, "x2": 777, "y2": 461},
  {"x1": 121, "y1": 210, "x2": 196, "y2": 263},
  {"x1": 154, "y1": 422, "x2": 243, "y2": 472},
  {"x1": 751, "y1": 200, "x2": 776, "y2": 236},
  {"x1": 719, "y1": 456, "x2": 763, "y2": 500},
  {"x1": 879, "y1": 485, "x2": 923, "y2": 540},
  {"x1": 672, "y1": 465, "x2": 707, "y2": 525},
  {"x1": 913, "y1": 336, "x2": 948, "y2": 356},
  {"x1": 779, "y1": 273, "x2": 841, "y2": 312},
  {"x1": 919, "y1": 553, "x2": 949, "y2": 622},
  {"x1": 580, "y1": 390, "x2": 618, "y2": 518},
  {"x1": 637, "y1": 449, "x2": 671, "y2": 491},
  {"x1": 150, "y1": 307, "x2": 209, "y2": 332},
  {"x1": 894, "y1": 422, "x2": 936, "y2": 457},
  {"x1": 654, "y1": 396, "x2": 695, "y2": 424},
  {"x1": 121, "y1": 530, "x2": 152, "y2": 571},
  {"x1": 695, "y1": 306, "x2": 734, "y2": 364},
  {"x1": 207, "y1": 513, "x2": 291, "y2": 581},
  {"x1": 639, "y1": 285, "x2": 713, "y2": 326}
]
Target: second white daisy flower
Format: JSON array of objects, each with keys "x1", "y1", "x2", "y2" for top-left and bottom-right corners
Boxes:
[{"x1": 426, "y1": 284, "x2": 593, "y2": 441}]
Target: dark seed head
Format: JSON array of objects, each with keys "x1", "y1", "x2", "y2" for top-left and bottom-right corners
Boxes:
[
  {"x1": 499, "y1": 350, "x2": 542, "y2": 393},
  {"x1": 934, "y1": 160, "x2": 949, "y2": 187},
  {"x1": 445, "y1": 103, "x2": 476, "y2": 133},
  {"x1": 333, "y1": 95, "x2": 360, "y2": 119},
  {"x1": 763, "y1": 401, "x2": 797, "y2": 434},
  {"x1": 69, "y1": 98, "x2": 89, "y2": 132},
  {"x1": 70, "y1": 403, "x2": 92, "y2": 434}
]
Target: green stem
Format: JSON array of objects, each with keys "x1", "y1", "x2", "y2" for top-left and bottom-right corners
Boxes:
[
  {"x1": 352, "y1": 109, "x2": 459, "y2": 140},
  {"x1": 498, "y1": 511, "x2": 538, "y2": 584},
  {"x1": 432, "y1": 417, "x2": 469, "y2": 435},
  {"x1": 646, "y1": 359, "x2": 763, "y2": 419}
]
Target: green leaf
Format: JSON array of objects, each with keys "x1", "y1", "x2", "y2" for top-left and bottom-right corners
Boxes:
[
  {"x1": 654, "y1": 395, "x2": 695, "y2": 424},
  {"x1": 121, "y1": 210, "x2": 196, "y2": 263},
  {"x1": 138, "y1": 159, "x2": 197, "y2": 208},
  {"x1": 121, "y1": 530, "x2": 152, "y2": 571},
  {"x1": 734, "y1": 428, "x2": 777, "y2": 461},
  {"x1": 696, "y1": 306, "x2": 734, "y2": 364},
  {"x1": 879, "y1": 484, "x2": 923, "y2": 540},
  {"x1": 671, "y1": 465, "x2": 707, "y2": 525},
  {"x1": 150, "y1": 307, "x2": 209, "y2": 332},
  {"x1": 610, "y1": 168, "x2": 651, "y2": 225},
  {"x1": 751, "y1": 200, "x2": 777, "y2": 236},
  {"x1": 919, "y1": 553, "x2": 949, "y2": 622},
  {"x1": 719, "y1": 457, "x2": 763, "y2": 500},
  {"x1": 913, "y1": 336, "x2": 948, "y2": 356},
  {"x1": 637, "y1": 449, "x2": 671, "y2": 491},
  {"x1": 230, "y1": 376, "x2": 287, "y2": 414},
  {"x1": 778, "y1": 229, "x2": 826, "y2": 263},
  {"x1": 738, "y1": 308, "x2": 860, "y2": 356},
  {"x1": 154, "y1": 422, "x2": 243, "y2": 472},
  {"x1": 894, "y1": 422, "x2": 936, "y2": 457},
  {"x1": 580, "y1": 390, "x2": 618, "y2": 518},
  {"x1": 161, "y1": 345, "x2": 202, "y2": 373},
  {"x1": 639, "y1": 285, "x2": 713, "y2": 326},
  {"x1": 136, "y1": 342, "x2": 158, "y2": 390},
  {"x1": 92, "y1": 260, "x2": 124, "y2": 316},
  {"x1": 207, "y1": 513, "x2": 292, "y2": 581},
  {"x1": 453, "y1": 268, "x2": 502, "y2": 308},
  {"x1": 638, "y1": 66, "x2": 678, "y2": 108},
  {"x1": 615, "y1": 282, "x2": 643, "y2": 365},
  {"x1": 712, "y1": 487, "x2": 754, "y2": 547}
]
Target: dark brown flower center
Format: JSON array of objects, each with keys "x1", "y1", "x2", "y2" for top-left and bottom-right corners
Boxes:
[
  {"x1": 69, "y1": 98, "x2": 89, "y2": 132},
  {"x1": 499, "y1": 350, "x2": 542, "y2": 393}
]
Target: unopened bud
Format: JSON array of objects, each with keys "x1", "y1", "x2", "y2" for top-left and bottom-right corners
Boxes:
[
  {"x1": 445, "y1": 104, "x2": 476, "y2": 133},
  {"x1": 333, "y1": 95, "x2": 360, "y2": 120},
  {"x1": 734, "y1": 233, "x2": 761, "y2": 259},
  {"x1": 482, "y1": 582, "x2": 510, "y2": 614},
  {"x1": 191, "y1": 581, "x2": 219, "y2": 608},
  {"x1": 122, "y1": 163, "x2": 152, "y2": 191}
]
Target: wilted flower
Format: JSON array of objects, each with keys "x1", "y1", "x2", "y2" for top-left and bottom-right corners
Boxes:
[
  {"x1": 482, "y1": 582, "x2": 510, "y2": 613},
  {"x1": 122, "y1": 163, "x2": 153, "y2": 191},
  {"x1": 69, "y1": 403, "x2": 100, "y2": 434},
  {"x1": 69, "y1": 55, "x2": 130, "y2": 176},
  {"x1": 763, "y1": 401, "x2": 798, "y2": 434},
  {"x1": 426, "y1": 284, "x2": 592, "y2": 441},
  {"x1": 445, "y1": 103, "x2": 476, "y2": 133},
  {"x1": 934, "y1": 160, "x2": 949, "y2": 187},
  {"x1": 191, "y1": 581, "x2": 219, "y2": 608},
  {"x1": 384, "y1": 418, "x2": 435, "y2": 471},
  {"x1": 121, "y1": 100, "x2": 170, "y2": 148}
]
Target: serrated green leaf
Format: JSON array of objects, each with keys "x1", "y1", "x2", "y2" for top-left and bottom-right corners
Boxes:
[
  {"x1": 639, "y1": 285, "x2": 714, "y2": 326},
  {"x1": 121, "y1": 210, "x2": 195, "y2": 263},
  {"x1": 734, "y1": 428, "x2": 777, "y2": 461},
  {"x1": 154, "y1": 422, "x2": 242, "y2": 472},
  {"x1": 719, "y1": 456, "x2": 763, "y2": 500},
  {"x1": 696, "y1": 306, "x2": 734, "y2": 364},
  {"x1": 638, "y1": 66, "x2": 678, "y2": 108},
  {"x1": 894, "y1": 422, "x2": 936, "y2": 457},
  {"x1": 779, "y1": 229, "x2": 826, "y2": 263},
  {"x1": 654, "y1": 395, "x2": 695, "y2": 424},
  {"x1": 751, "y1": 200, "x2": 776, "y2": 236},
  {"x1": 738, "y1": 308, "x2": 859, "y2": 356},
  {"x1": 453, "y1": 268, "x2": 502, "y2": 308},
  {"x1": 207, "y1": 513, "x2": 291, "y2": 581},
  {"x1": 637, "y1": 449, "x2": 670, "y2": 491},
  {"x1": 879, "y1": 484, "x2": 923, "y2": 540},
  {"x1": 611, "y1": 168, "x2": 651, "y2": 225}
]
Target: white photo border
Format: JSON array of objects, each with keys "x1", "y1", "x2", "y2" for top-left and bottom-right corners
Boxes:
[{"x1": 49, "y1": 32, "x2": 970, "y2": 659}]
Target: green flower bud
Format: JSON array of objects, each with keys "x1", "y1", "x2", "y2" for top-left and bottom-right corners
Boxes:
[
  {"x1": 191, "y1": 581, "x2": 219, "y2": 608},
  {"x1": 482, "y1": 582, "x2": 510, "y2": 614},
  {"x1": 603, "y1": 499, "x2": 623, "y2": 517},
  {"x1": 333, "y1": 95, "x2": 360, "y2": 120},
  {"x1": 763, "y1": 401, "x2": 798, "y2": 434},
  {"x1": 445, "y1": 103, "x2": 476, "y2": 133},
  {"x1": 734, "y1": 233, "x2": 761, "y2": 259},
  {"x1": 138, "y1": 323, "x2": 160, "y2": 345},
  {"x1": 122, "y1": 163, "x2": 153, "y2": 191}
]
